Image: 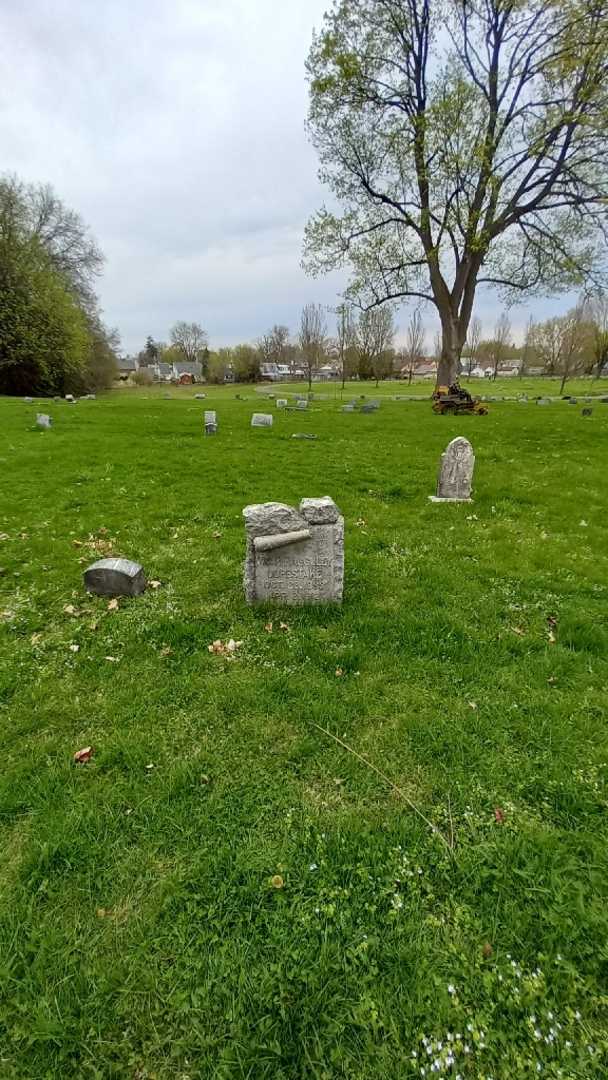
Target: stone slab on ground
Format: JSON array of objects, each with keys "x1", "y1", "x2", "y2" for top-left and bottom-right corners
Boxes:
[{"x1": 84, "y1": 558, "x2": 147, "y2": 597}]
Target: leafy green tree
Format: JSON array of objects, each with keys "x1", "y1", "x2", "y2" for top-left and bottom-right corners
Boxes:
[
  {"x1": 233, "y1": 344, "x2": 260, "y2": 382},
  {"x1": 304, "y1": 0, "x2": 608, "y2": 385}
]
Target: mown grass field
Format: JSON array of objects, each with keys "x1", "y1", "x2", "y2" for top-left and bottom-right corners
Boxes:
[{"x1": 1, "y1": 384, "x2": 607, "y2": 1079}]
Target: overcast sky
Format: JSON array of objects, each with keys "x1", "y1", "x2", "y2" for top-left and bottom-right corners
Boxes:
[{"x1": 1, "y1": 0, "x2": 569, "y2": 354}]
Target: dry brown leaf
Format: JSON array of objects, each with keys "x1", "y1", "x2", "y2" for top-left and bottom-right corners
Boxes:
[
  {"x1": 160, "y1": 646, "x2": 173, "y2": 657},
  {"x1": 547, "y1": 630, "x2": 556, "y2": 644},
  {"x1": 212, "y1": 531, "x2": 222, "y2": 539},
  {"x1": 107, "y1": 598, "x2": 119, "y2": 611},
  {"x1": 30, "y1": 632, "x2": 42, "y2": 645},
  {"x1": 208, "y1": 639, "x2": 243, "y2": 656},
  {"x1": 149, "y1": 580, "x2": 162, "y2": 589},
  {"x1": 73, "y1": 746, "x2": 93, "y2": 764},
  {"x1": 482, "y1": 942, "x2": 493, "y2": 959},
  {"x1": 494, "y1": 807, "x2": 505, "y2": 824},
  {"x1": 335, "y1": 667, "x2": 344, "y2": 677},
  {"x1": 71, "y1": 539, "x2": 83, "y2": 548},
  {"x1": 270, "y1": 875, "x2": 284, "y2": 889},
  {"x1": 264, "y1": 622, "x2": 273, "y2": 633},
  {"x1": 89, "y1": 621, "x2": 99, "y2": 631},
  {"x1": 104, "y1": 655, "x2": 120, "y2": 662},
  {"x1": 279, "y1": 622, "x2": 290, "y2": 632},
  {"x1": 96, "y1": 907, "x2": 108, "y2": 918},
  {"x1": 510, "y1": 626, "x2": 525, "y2": 637},
  {"x1": 69, "y1": 643, "x2": 80, "y2": 653},
  {"x1": 468, "y1": 701, "x2": 478, "y2": 710},
  {"x1": 63, "y1": 604, "x2": 78, "y2": 616}
]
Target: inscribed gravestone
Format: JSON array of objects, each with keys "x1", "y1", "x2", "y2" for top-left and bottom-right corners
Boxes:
[
  {"x1": 204, "y1": 410, "x2": 217, "y2": 435},
  {"x1": 296, "y1": 400, "x2": 308, "y2": 410},
  {"x1": 276, "y1": 399, "x2": 288, "y2": 408},
  {"x1": 36, "y1": 413, "x2": 52, "y2": 429},
  {"x1": 251, "y1": 413, "x2": 273, "y2": 427},
  {"x1": 84, "y1": 557, "x2": 146, "y2": 597},
  {"x1": 243, "y1": 496, "x2": 343, "y2": 604},
  {"x1": 429, "y1": 436, "x2": 475, "y2": 502}
]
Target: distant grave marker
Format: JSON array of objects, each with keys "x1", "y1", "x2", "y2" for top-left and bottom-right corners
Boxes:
[
  {"x1": 276, "y1": 399, "x2": 288, "y2": 408},
  {"x1": 36, "y1": 413, "x2": 52, "y2": 429},
  {"x1": 251, "y1": 413, "x2": 273, "y2": 427},
  {"x1": 204, "y1": 410, "x2": 218, "y2": 435}
]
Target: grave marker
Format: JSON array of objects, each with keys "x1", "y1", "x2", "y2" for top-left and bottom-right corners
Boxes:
[
  {"x1": 243, "y1": 497, "x2": 344, "y2": 604},
  {"x1": 251, "y1": 413, "x2": 273, "y2": 427},
  {"x1": 429, "y1": 436, "x2": 475, "y2": 503},
  {"x1": 36, "y1": 413, "x2": 52, "y2": 429},
  {"x1": 84, "y1": 557, "x2": 146, "y2": 597},
  {"x1": 204, "y1": 410, "x2": 218, "y2": 434}
]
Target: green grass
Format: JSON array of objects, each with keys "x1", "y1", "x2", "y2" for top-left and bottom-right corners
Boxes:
[{"x1": 1, "y1": 387, "x2": 607, "y2": 1079}]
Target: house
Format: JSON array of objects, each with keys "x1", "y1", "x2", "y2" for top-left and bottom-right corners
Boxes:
[
  {"x1": 116, "y1": 357, "x2": 138, "y2": 381},
  {"x1": 153, "y1": 362, "x2": 173, "y2": 382},
  {"x1": 260, "y1": 363, "x2": 281, "y2": 381},
  {"x1": 316, "y1": 364, "x2": 339, "y2": 381},
  {"x1": 401, "y1": 359, "x2": 437, "y2": 380},
  {"x1": 467, "y1": 366, "x2": 487, "y2": 378},
  {"x1": 172, "y1": 361, "x2": 203, "y2": 383}
]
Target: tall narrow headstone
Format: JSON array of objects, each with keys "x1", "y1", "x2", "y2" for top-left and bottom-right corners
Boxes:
[
  {"x1": 243, "y1": 497, "x2": 344, "y2": 604},
  {"x1": 429, "y1": 437, "x2": 475, "y2": 503},
  {"x1": 204, "y1": 410, "x2": 217, "y2": 435}
]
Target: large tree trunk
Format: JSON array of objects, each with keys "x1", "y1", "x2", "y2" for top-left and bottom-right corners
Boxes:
[{"x1": 435, "y1": 313, "x2": 464, "y2": 387}]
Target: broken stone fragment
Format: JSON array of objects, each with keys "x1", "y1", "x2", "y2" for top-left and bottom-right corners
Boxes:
[{"x1": 299, "y1": 496, "x2": 340, "y2": 524}]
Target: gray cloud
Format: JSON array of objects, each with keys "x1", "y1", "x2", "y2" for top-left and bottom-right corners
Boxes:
[{"x1": 0, "y1": 0, "x2": 573, "y2": 353}]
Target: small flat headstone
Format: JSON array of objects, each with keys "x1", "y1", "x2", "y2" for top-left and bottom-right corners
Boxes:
[
  {"x1": 24, "y1": 396, "x2": 33, "y2": 403},
  {"x1": 251, "y1": 413, "x2": 273, "y2": 427},
  {"x1": 429, "y1": 436, "x2": 475, "y2": 503},
  {"x1": 291, "y1": 433, "x2": 318, "y2": 440},
  {"x1": 36, "y1": 413, "x2": 52, "y2": 428},
  {"x1": 195, "y1": 393, "x2": 206, "y2": 399},
  {"x1": 582, "y1": 407, "x2": 593, "y2": 417},
  {"x1": 568, "y1": 397, "x2": 578, "y2": 404},
  {"x1": 296, "y1": 400, "x2": 308, "y2": 410},
  {"x1": 65, "y1": 394, "x2": 75, "y2": 403},
  {"x1": 342, "y1": 404, "x2": 355, "y2": 412},
  {"x1": 360, "y1": 403, "x2": 378, "y2": 413},
  {"x1": 204, "y1": 410, "x2": 217, "y2": 434},
  {"x1": 537, "y1": 398, "x2": 551, "y2": 405},
  {"x1": 276, "y1": 399, "x2": 288, "y2": 408},
  {"x1": 84, "y1": 557, "x2": 146, "y2": 597}
]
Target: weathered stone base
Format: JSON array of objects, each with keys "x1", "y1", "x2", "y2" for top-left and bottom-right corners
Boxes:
[{"x1": 428, "y1": 495, "x2": 473, "y2": 503}]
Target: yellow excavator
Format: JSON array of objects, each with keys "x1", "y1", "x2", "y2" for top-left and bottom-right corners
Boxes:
[{"x1": 432, "y1": 382, "x2": 489, "y2": 415}]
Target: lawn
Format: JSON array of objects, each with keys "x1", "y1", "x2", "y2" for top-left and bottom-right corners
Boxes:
[{"x1": 1, "y1": 387, "x2": 607, "y2": 1079}]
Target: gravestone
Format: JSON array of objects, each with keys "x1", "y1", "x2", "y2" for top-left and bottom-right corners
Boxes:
[
  {"x1": 251, "y1": 413, "x2": 273, "y2": 427},
  {"x1": 296, "y1": 399, "x2": 308, "y2": 410},
  {"x1": 24, "y1": 396, "x2": 33, "y2": 403},
  {"x1": 243, "y1": 496, "x2": 343, "y2": 604},
  {"x1": 295, "y1": 394, "x2": 307, "y2": 401},
  {"x1": 342, "y1": 404, "x2": 355, "y2": 412},
  {"x1": 582, "y1": 407, "x2": 593, "y2": 417},
  {"x1": 361, "y1": 402, "x2": 378, "y2": 413},
  {"x1": 292, "y1": 433, "x2": 318, "y2": 440},
  {"x1": 195, "y1": 393, "x2": 206, "y2": 400},
  {"x1": 65, "y1": 394, "x2": 75, "y2": 403},
  {"x1": 569, "y1": 397, "x2": 578, "y2": 405},
  {"x1": 84, "y1": 557, "x2": 146, "y2": 597},
  {"x1": 276, "y1": 399, "x2": 288, "y2": 408},
  {"x1": 204, "y1": 410, "x2": 217, "y2": 434},
  {"x1": 537, "y1": 398, "x2": 551, "y2": 405},
  {"x1": 429, "y1": 436, "x2": 475, "y2": 503},
  {"x1": 36, "y1": 413, "x2": 52, "y2": 429}
]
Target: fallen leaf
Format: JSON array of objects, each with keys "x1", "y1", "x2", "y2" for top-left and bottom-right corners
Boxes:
[
  {"x1": 160, "y1": 645, "x2": 173, "y2": 657},
  {"x1": 264, "y1": 622, "x2": 273, "y2": 633},
  {"x1": 468, "y1": 701, "x2": 478, "y2": 710},
  {"x1": 579, "y1": 519, "x2": 588, "y2": 527},
  {"x1": 107, "y1": 598, "x2": 119, "y2": 611},
  {"x1": 104, "y1": 655, "x2": 120, "y2": 662},
  {"x1": 0, "y1": 610, "x2": 15, "y2": 621},
  {"x1": 69, "y1": 643, "x2": 80, "y2": 653},
  {"x1": 201, "y1": 774, "x2": 210, "y2": 784},
  {"x1": 96, "y1": 907, "x2": 108, "y2": 918},
  {"x1": 63, "y1": 604, "x2": 78, "y2": 616},
  {"x1": 71, "y1": 539, "x2": 83, "y2": 548},
  {"x1": 73, "y1": 746, "x2": 93, "y2": 764},
  {"x1": 212, "y1": 531, "x2": 222, "y2": 540},
  {"x1": 148, "y1": 580, "x2": 162, "y2": 589},
  {"x1": 270, "y1": 875, "x2": 284, "y2": 889},
  {"x1": 30, "y1": 632, "x2": 42, "y2": 644},
  {"x1": 547, "y1": 630, "x2": 556, "y2": 644},
  {"x1": 208, "y1": 638, "x2": 243, "y2": 656},
  {"x1": 335, "y1": 667, "x2": 344, "y2": 677},
  {"x1": 145, "y1": 763, "x2": 155, "y2": 770},
  {"x1": 0, "y1": 533, "x2": 10, "y2": 541},
  {"x1": 279, "y1": 622, "x2": 290, "y2": 632},
  {"x1": 510, "y1": 626, "x2": 525, "y2": 637},
  {"x1": 89, "y1": 621, "x2": 99, "y2": 631},
  {"x1": 482, "y1": 942, "x2": 493, "y2": 959},
  {"x1": 494, "y1": 807, "x2": 505, "y2": 824},
  {"x1": 547, "y1": 614, "x2": 558, "y2": 628},
  {"x1": 548, "y1": 675, "x2": 558, "y2": 684}
]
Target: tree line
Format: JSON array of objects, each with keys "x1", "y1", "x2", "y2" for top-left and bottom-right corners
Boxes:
[{"x1": 0, "y1": 174, "x2": 120, "y2": 396}]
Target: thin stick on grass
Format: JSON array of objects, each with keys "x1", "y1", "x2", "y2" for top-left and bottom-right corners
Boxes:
[{"x1": 311, "y1": 722, "x2": 454, "y2": 853}]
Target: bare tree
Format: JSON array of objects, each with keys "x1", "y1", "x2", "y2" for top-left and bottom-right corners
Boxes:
[
  {"x1": 335, "y1": 303, "x2": 357, "y2": 388},
  {"x1": 403, "y1": 310, "x2": 425, "y2": 384},
  {"x1": 170, "y1": 321, "x2": 209, "y2": 366},
  {"x1": 465, "y1": 316, "x2": 481, "y2": 377},
  {"x1": 304, "y1": 1, "x2": 608, "y2": 386},
  {"x1": 299, "y1": 303, "x2": 327, "y2": 389},
  {"x1": 587, "y1": 292, "x2": 608, "y2": 379},
  {"x1": 531, "y1": 305, "x2": 591, "y2": 393},
  {"x1": 490, "y1": 313, "x2": 512, "y2": 380},
  {"x1": 357, "y1": 306, "x2": 395, "y2": 385},
  {"x1": 519, "y1": 315, "x2": 535, "y2": 378}
]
